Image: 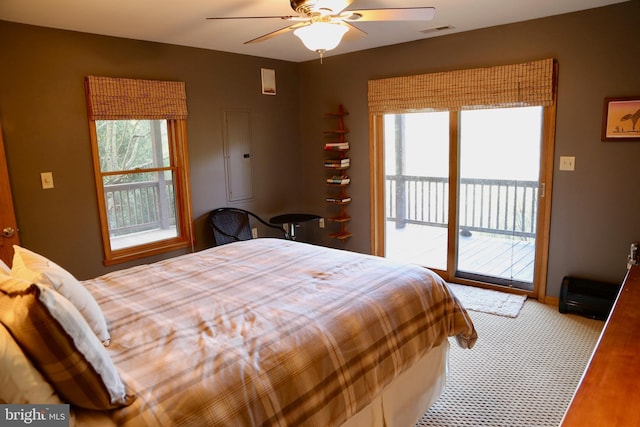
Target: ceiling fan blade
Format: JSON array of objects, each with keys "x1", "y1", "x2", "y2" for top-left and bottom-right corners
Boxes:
[
  {"x1": 243, "y1": 24, "x2": 300, "y2": 44},
  {"x1": 342, "y1": 21, "x2": 367, "y2": 42},
  {"x1": 342, "y1": 7, "x2": 435, "y2": 22},
  {"x1": 206, "y1": 15, "x2": 297, "y2": 20}
]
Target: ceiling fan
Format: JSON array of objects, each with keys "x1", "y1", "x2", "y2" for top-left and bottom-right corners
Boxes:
[{"x1": 207, "y1": 0, "x2": 435, "y2": 61}]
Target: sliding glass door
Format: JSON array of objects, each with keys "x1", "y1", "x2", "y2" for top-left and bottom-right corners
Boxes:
[
  {"x1": 383, "y1": 107, "x2": 544, "y2": 291},
  {"x1": 384, "y1": 112, "x2": 449, "y2": 270},
  {"x1": 456, "y1": 107, "x2": 542, "y2": 289}
]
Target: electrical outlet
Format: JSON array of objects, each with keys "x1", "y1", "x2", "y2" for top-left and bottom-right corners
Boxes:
[
  {"x1": 319, "y1": 218, "x2": 325, "y2": 228},
  {"x1": 251, "y1": 227, "x2": 258, "y2": 238},
  {"x1": 559, "y1": 156, "x2": 575, "y2": 171}
]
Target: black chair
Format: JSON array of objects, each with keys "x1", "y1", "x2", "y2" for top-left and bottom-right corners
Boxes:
[{"x1": 208, "y1": 207, "x2": 289, "y2": 246}]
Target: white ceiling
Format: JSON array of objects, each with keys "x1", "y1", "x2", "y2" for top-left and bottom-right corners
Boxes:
[{"x1": 0, "y1": 0, "x2": 628, "y2": 63}]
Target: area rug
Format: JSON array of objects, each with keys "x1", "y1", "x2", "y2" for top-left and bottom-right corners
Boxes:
[{"x1": 447, "y1": 283, "x2": 526, "y2": 317}]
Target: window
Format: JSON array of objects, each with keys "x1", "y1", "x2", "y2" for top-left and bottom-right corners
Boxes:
[{"x1": 85, "y1": 76, "x2": 193, "y2": 265}]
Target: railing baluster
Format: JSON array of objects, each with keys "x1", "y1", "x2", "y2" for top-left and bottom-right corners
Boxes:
[
  {"x1": 104, "y1": 180, "x2": 174, "y2": 235},
  {"x1": 384, "y1": 175, "x2": 537, "y2": 239},
  {"x1": 520, "y1": 185, "x2": 524, "y2": 232},
  {"x1": 505, "y1": 184, "x2": 511, "y2": 232},
  {"x1": 497, "y1": 184, "x2": 502, "y2": 231}
]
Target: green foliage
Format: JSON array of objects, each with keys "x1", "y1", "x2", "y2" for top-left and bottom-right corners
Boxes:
[{"x1": 96, "y1": 119, "x2": 169, "y2": 185}]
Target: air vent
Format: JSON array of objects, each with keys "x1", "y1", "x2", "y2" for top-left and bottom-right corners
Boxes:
[{"x1": 420, "y1": 25, "x2": 455, "y2": 35}]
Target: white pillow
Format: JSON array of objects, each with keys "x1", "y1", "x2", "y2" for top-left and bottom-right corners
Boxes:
[
  {"x1": 0, "y1": 320, "x2": 62, "y2": 404},
  {"x1": 10, "y1": 245, "x2": 110, "y2": 345},
  {"x1": 0, "y1": 258, "x2": 10, "y2": 274},
  {"x1": 0, "y1": 275, "x2": 134, "y2": 410}
]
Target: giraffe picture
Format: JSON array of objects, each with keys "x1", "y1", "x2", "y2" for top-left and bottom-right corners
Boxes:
[{"x1": 602, "y1": 96, "x2": 640, "y2": 141}]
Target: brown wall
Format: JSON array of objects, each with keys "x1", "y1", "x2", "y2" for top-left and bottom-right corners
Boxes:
[
  {"x1": 1, "y1": 1, "x2": 639, "y2": 299},
  {"x1": 0, "y1": 21, "x2": 302, "y2": 279},
  {"x1": 297, "y1": 1, "x2": 640, "y2": 298}
]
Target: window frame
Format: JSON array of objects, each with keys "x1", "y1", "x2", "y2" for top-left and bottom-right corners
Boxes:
[{"x1": 88, "y1": 118, "x2": 193, "y2": 265}]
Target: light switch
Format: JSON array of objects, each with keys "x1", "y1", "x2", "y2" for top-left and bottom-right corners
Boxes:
[
  {"x1": 41, "y1": 172, "x2": 54, "y2": 189},
  {"x1": 559, "y1": 156, "x2": 575, "y2": 171}
]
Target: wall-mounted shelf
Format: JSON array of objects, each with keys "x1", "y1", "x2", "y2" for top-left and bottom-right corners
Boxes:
[{"x1": 324, "y1": 104, "x2": 351, "y2": 241}]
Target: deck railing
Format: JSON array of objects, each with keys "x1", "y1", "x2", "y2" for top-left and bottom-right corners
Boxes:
[
  {"x1": 104, "y1": 180, "x2": 175, "y2": 236},
  {"x1": 386, "y1": 175, "x2": 538, "y2": 238},
  {"x1": 105, "y1": 177, "x2": 536, "y2": 240}
]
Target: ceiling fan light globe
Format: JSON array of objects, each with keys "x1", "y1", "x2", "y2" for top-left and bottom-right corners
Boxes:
[{"x1": 293, "y1": 22, "x2": 348, "y2": 52}]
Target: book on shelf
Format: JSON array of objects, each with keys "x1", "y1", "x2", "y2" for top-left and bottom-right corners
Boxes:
[
  {"x1": 324, "y1": 142, "x2": 349, "y2": 150},
  {"x1": 324, "y1": 158, "x2": 350, "y2": 167},
  {"x1": 326, "y1": 175, "x2": 350, "y2": 185},
  {"x1": 326, "y1": 196, "x2": 351, "y2": 203}
]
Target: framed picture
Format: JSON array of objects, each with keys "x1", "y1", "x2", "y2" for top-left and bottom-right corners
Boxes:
[
  {"x1": 261, "y1": 68, "x2": 276, "y2": 95},
  {"x1": 602, "y1": 96, "x2": 640, "y2": 141}
]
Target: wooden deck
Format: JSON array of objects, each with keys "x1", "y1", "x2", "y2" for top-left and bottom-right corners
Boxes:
[{"x1": 385, "y1": 222, "x2": 535, "y2": 287}]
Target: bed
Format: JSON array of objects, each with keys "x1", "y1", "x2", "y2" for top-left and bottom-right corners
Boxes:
[{"x1": 1, "y1": 238, "x2": 476, "y2": 427}]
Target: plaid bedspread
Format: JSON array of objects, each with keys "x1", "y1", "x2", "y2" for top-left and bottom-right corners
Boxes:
[{"x1": 82, "y1": 239, "x2": 477, "y2": 426}]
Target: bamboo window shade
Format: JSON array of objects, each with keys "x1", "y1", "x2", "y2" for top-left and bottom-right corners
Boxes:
[
  {"x1": 85, "y1": 76, "x2": 188, "y2": 120},
  {"x1": 368, "y1": 58, "x2": 554, "y2": 114}
]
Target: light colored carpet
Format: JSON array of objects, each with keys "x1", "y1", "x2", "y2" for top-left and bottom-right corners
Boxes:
[
  {"x1": 416, "y1": 300, "x2": 604, "y2": 427},
  {"x1": 447, "y1": 283, "x2": 527, "y2": 318}
]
